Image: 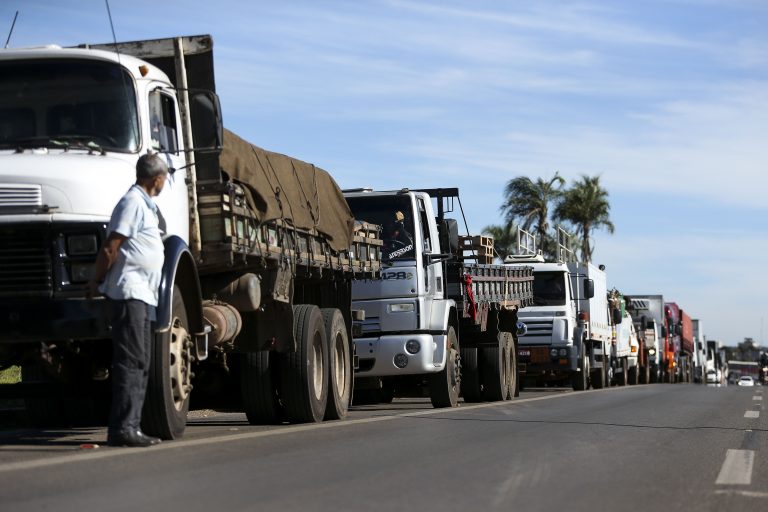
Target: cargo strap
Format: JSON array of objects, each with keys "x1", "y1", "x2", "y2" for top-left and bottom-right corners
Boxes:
[{"x1": 463, "y1": 273, "x2": 477, "y2": 322}]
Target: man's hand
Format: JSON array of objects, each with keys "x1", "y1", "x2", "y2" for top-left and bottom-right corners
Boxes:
[{"x1": 85, "y1": 279, "x2": 101, "y2": 299}]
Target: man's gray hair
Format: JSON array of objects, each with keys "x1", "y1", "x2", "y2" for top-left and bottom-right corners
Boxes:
[{"x1": 136, "y1": 153, "x2": 169, "y2": 181}]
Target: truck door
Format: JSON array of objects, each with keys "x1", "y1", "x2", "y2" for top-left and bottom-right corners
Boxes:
[
  {"x1": 417, "y1": 197, "x2": 443, "y2": 329},
  {"x1": 148, "y1": 87, "x2": 189, "y2": 242}
]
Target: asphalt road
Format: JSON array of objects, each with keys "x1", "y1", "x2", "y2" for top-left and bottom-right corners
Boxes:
[{"x1": 0, "y1": 383, "x2": 766, "y2": 511}]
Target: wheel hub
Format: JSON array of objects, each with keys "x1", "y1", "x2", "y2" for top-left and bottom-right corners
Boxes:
[{"x1": 169, "y1": 317, "x2": 192, "y2": 410}]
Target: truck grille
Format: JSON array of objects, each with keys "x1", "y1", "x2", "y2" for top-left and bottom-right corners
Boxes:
[
  {"x1": 0, "y1": 226, "x2": 52, "y2": 295},
  {"x1": 0, "y1": 184, "x2": 42, "y2": 208},
  {"x1": 523, "y1": 319, "x2": 554, "y2": 337}
]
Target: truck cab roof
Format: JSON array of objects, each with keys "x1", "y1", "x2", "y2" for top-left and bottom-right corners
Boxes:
[{"x1": 0, "y1": 46, "x2": 170, "y2": 83}]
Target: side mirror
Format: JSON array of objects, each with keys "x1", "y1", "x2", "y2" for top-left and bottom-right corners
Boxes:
[
  {"x1": 612, "y1": 308, "x2": 622, "y2": 326},
  {"x1": 516, "y1": 321, "x2": 528, "y2": 337},
  {"x1": 661, "y1": 326, "x2": 668, "y2": 338},
  {"x1": 425, "y1": 253, "x2": 452, "y2": 266},
  {"x1": 189, "y1": 90, "x2": 223, "y2": 152},
  {"x1": 583, "y1": 278, "x2": 594, "y2": 299}
]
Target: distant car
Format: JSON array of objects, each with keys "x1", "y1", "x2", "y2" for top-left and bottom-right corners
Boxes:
[
  {"x1": 737, "y1": 376, "x2": 755, "y2": 387},
  {"x1": 706, "y1": 369, "x2": 718, "y2": 384}
]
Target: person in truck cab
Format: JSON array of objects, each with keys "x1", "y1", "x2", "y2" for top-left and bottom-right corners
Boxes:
[
  {"x1": 86, "y1": 154, "x2": 168, "y2": 448},
  {"x1": 385, "y1": 210, "x2": 413, "y2": 246},
  {"x1": 382, "y1": 210, "x2": 415, "y2": 260}
]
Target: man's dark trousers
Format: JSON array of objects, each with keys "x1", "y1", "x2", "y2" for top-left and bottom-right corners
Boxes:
[{"x1": 108, "y1": 299, "x2": 153, "y2": 435}]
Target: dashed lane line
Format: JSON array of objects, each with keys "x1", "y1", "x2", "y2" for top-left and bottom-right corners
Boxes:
[
  {"x1": 753, "y1": 396, "x2": 763, "y2": 401},
  {"x1": 716, "y1": 449, "x2": 755, "y2": 485},
  {"x1": 744, "y1": 411, "x2": 760, "y2": 418}
]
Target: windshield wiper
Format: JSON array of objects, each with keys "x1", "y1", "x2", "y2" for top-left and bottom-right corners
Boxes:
[{"x1": 7, "y1": 135, "x2": 105, "y2": 155}]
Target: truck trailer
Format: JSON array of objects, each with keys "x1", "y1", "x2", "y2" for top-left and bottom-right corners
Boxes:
[
  {"x1": 344, "y1": 188, "x2": 534, "y2": 407},
  {"x1": 0, "y1": 35, "x2": 382, "y2": 438}
]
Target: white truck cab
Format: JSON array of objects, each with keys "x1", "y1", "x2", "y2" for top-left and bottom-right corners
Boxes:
[
  {"x1": 345, "y1": 189, "x2": 449, "y2": 377},
  {"x1": 508, "y1": 250, "x2": 610, "y2": 391}
]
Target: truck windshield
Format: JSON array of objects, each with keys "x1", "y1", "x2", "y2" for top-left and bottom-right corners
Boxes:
[
  {"x1": 346, "y1": 195, "x2": 415, "y2": 262},
  {"x1": 532, "y1": 271, "x2": 567, "y2": 306},
  {"x1": 0, "y1": 59, "x2": 139, "y2": 152}
]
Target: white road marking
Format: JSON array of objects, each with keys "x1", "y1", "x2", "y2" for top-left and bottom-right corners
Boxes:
[
  {"x1": 715, "y1": 490, "x2": 768, "y2": 498},
  {"x1": 753, "y1": 396, "x2": 762, "y2": 401},
  {"x1": 716, "y1": 449, "x2": 754, "y2": 485},
  {"x1": 0, "y1": 390, "x2": 577, "y2": 473},
  {"x1": 744, "y1": 411, "x2": 760, "y2": 418},
  {"x1": 757, "y1": 390, "x2": 763, "y2": 394}
]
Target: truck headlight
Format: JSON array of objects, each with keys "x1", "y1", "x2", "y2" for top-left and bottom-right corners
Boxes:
[
  {"x1": 558, "y1": 348, "x2": 567, "y2": 356},
  {"x1": 70, "y1": 263, "x2": 94, "y2": 283},
  {"x1": 649, "y1": 348, "x2": 657, "y2": 356},
  {"x1": 67, "y1": 234, "x2": 98, "y2": 255},
  {"x1": 550, "y1": 348, "x2": 558, "y2": 358}
]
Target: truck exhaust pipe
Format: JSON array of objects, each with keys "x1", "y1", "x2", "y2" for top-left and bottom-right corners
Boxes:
[{"x1": 203, "y1": 301, "x2": 242, "y2": 345}]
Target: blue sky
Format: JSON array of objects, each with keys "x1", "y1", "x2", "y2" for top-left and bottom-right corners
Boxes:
[{"x1": 4, "y1": 0, "x2": 767, "y2": 345}]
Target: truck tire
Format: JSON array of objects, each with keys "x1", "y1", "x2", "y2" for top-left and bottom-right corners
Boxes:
[
  {"x1": 617, "y1": 358, "x2": 628, "y2": 386},
  {"x1": 279, "y1": 305, "x2": 329, "y2": 423},
  {"x1": 142, "y1": 284, "x2": 192, "y2": 440},
  {"x1": 481, "y1": 332, "x2": 512, "y2": 402},
  {"x1": 321, "y1": 308, "x2": 351, "y2": 420},
  {"x1": 460, "y1": 347, "x2": 483, "y2": 403},
  {"x1": 572, "y1": 351, "x2": 589, "y2": 391},
  {"x1": 429, "y1": 327, "x2": 460, "y2": 408},
  {"x1": 506, "y1": 339, "x2": 518, "y2": 400},
  {"x1": 591, "y1": 356, "x2": 607, "y2": 389},
  {"x1": 241, "y1": 350, "x2": 283, "y2": 424},
  {"x1": 628, "y1": 363, "x2": 638, "y2": 385},
  {"x1": 639, "y1": 365, "x2": 648, "y2": 384}
]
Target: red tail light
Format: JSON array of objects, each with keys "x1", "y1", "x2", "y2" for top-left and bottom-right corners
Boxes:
[{"x1": 578, "y1": 312, "x2": 589, "y2": 322}]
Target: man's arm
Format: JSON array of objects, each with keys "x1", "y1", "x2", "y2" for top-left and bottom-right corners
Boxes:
[{"x1": 85, "y1": 232, "x2": 127, "y2": 298}]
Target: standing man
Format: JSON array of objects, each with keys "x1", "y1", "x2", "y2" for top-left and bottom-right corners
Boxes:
[{"x1": 87, "y1": 154, "x2": 168, "y2": 447}]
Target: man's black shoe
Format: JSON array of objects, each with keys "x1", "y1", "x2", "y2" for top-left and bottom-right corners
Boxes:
[{"x1": 107, "y1": 429, "x2": 162, "y2": 447}]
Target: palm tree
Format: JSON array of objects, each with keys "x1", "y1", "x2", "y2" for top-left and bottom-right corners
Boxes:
[
  {"x1": 482, "y1": 224, "x2": 517, "y2": 261},
  {"x1": 500, "y1": 173, "x2": 565, "y2": 259},
  {"x1": 553, "y1": 175, "x2": 614, "y2": 263}
]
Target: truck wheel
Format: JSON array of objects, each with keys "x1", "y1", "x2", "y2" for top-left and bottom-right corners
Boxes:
[
  {"x1": 572, "y1": 352, "x2": 589, "y2": 391},
  {"x1": 639, "y1": 365, "x2": 648, "y2": 384},
  {"x1": 143, "y1": 284, "x2": 192, "y2": 439},
  {"x1": 589, "y1": 362, "x2": 610, "y2": 389},
  {"x1": 506, "y1": 339, "x2": 518, "y2": 400},
  {"x1": 429, "y1": 327, "x2": 460, "y2": 408},
  {"x1": 241, "y1": 350, "x2": 283, "y2": 424},
  {"x1": 481, "y1": 332, "x2": 512, "y2": 402},
  {"x1": 280, "y1": 305, "x2": 329, "y2": 423},
  {"x1": 321, "y1": 308, "x2": 351, "y2": 420},
  {"x1": 460, "y1": 347, "x2": 483, "y2": 403},
  {"x1": 617, "y1": 358, "x2": 628, "y2": 386},
  {"x1": 628, "y1": 364, "x2": 638, "y2": 385}
]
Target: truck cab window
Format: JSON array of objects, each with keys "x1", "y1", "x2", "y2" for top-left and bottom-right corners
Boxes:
[
  {"x1": 0, "y1": 59, "x2": 139, "y2": 152},
  {"x1": 346, "y1": 195, "x2": 415, "y2": 262},
  {"x1": 417, "y1": 198, "x2": 431, "y2": 253},
  {"x1": 149, "y1": 90, "x2": 179, "y2": 153},
  {"x1": 532, "y1": 271, "x2": 567, "y2": 306}
]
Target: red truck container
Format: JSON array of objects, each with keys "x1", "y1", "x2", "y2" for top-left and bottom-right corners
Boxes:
[{"x1": 664, "y1": 302, "x2": 694, "y2": 383}]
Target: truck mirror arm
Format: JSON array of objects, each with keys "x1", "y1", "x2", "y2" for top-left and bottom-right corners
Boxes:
[{"x1": 424, "y1": 253, "x2": 453, "y2": 265}]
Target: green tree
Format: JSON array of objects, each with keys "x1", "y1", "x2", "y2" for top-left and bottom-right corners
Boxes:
[
  {"x1": 553, "y1": 175, "x2": 614, "y2": 263},
  {"x1": 500, "y1": 172, "x2": 565, "y2": 259}
]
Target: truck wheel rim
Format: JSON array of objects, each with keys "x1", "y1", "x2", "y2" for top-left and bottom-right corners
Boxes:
[
  {"x1": 332, "y1": 333, "x2": 348, "y2": 398},
  {"x1": 312, "y1": 331, "x2": 324, "y2": 401},
  {"x1": 169, "y1": 317, "x2": 191, "y2": 410}
]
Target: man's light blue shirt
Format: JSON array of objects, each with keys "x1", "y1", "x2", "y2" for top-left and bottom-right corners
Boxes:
[{"x1": 99, "y1": 184, "x2": 164, "y2": 306}]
